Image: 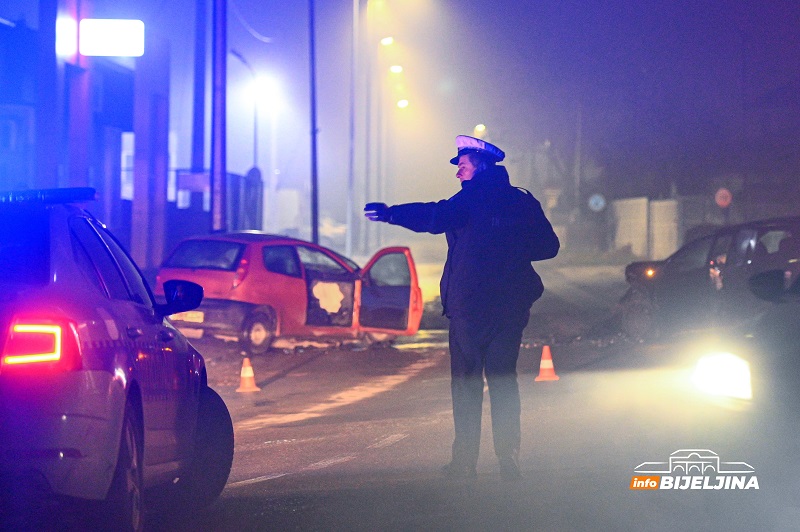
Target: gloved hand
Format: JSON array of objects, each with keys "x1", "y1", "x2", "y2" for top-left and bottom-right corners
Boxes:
[{"x1": 364, "y1": 202, "x2": 391, "y2": 222}]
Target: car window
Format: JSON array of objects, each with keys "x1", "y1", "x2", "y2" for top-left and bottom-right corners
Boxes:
[
  {"x1": 748, "y1": 228, "x2": 795, "y2": 269},
  {"x1": 164, "y1": 240, "x2": 245, "y2": 271},
  {"x1": 758, "y1": 230, "x2": 788, "y2": 254},
  {"x1": 776, "y1": 233, "x2": 800, "y2": 262},
  {"x1": 70, "y1": 225, "x2": 107, "y2": 295},
  {"x1": 709, "y1": 233, "x2": 733, "y2": 267},
  {"x1": 0, "y1": 203, "x2": 50, "y2": 286},
  {"x1": 367, "y1": 253, "x2": 410, "y2": 287},
  {"x1": 327, "y1": 248, "x2": 360, "y2": 271},
  {"x1": 666, "y1": 235, "x2": 713, "y2": 272},
  {"x1": 91, "y1": 221, "x2": 154, "y2": 308},
  {"x1": 262, "y1": 245, "x2": 301, "y2": 277},
  {"x1": 729, "y1": 229, "x2": 758, "y2": 266},
  {"x1": 296, "y1": 246, "x2": 348, "y2": 275},
  {"x1": 69, "y1": 217, "x2": 130, "y2": 300}
]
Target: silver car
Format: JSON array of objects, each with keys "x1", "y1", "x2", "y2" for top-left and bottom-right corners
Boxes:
[{"x1": 0, "y1": 188, "x2": 233, "y2": 530}]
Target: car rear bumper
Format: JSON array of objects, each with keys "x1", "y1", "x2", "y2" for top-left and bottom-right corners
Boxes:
[
  {"x1": 169, "y1": 299, "x2": 255, "y2": 339},
  {"x1": 0, "y1": 370, "x2": 126, "y2": 500}
]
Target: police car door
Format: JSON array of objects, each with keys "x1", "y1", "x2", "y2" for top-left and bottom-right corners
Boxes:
[{"x1": 358, "y1": 247, "x2": 423, "y2": 335}]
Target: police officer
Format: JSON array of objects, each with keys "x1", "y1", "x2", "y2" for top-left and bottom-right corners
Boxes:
[{"x1": 364, "y1": 135, "x2": 559, "y2": 480}]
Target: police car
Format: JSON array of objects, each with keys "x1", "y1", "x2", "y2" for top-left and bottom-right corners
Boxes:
[{"x1": 0, "y1": 188, "x2": 233, "y2": 530}]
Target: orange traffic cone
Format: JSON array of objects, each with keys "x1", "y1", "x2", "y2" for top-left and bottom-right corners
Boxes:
[
  {"x1": 236, "y1": 357, "x2": 261, "y2": 392},
  {"x1": 535, "y1": 345, "x2": 559, "y2": 381}
]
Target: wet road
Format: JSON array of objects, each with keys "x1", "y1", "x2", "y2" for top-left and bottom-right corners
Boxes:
[
  {"x1": 145, "y1": 323, "x2": 800, "y2": 531},
  {"x1": 9, "y1": 262, "x2": 797, "y2": 530}
]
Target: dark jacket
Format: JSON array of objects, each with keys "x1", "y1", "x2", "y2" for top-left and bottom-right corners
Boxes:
[{"x1": 386, "y1": 166, "x2": 559, "y2": 319}]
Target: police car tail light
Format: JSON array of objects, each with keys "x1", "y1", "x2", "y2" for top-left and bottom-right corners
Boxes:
[
  {"x1": 232, "y1": 258, "x2": 249, "y2": 288},
  {"x1": 1, "y1": 318, "x2": 82, "y2": 372}
]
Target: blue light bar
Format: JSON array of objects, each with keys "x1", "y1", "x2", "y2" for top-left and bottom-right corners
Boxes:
[{"x1": 0, "y1": 188, "x2": 97, "y2": 204}]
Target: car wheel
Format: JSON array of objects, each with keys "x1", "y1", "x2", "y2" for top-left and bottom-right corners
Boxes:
[
  {"x1": 104, "y1": 399, "x2": 144, "y2": 532},
  {"x1": 619, "y1": 287, "x2": 657, "y2": 340},
  {"x1": 242, "y1": 311, "x2": 276, "y2": 355},
  {"x1": 177, "y1": 386, "x2": 234, "y2": 508},
  {"x1": 363, "y1": 332, "x2": 397, "y2": 347}
]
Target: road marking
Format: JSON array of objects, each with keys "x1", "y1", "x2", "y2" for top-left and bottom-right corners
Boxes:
[
  {"x1": 395, "y1": 342, "x2": 449, "y2": 350},
  {"x1": 303, "y1": 455, "x2": 355, "y2": 471},
  {"x1": 227, "y1": 473, "x2": 287, "y2": 488},
  {"x1": 227, "y1": 454, "x2": 357, "y2": 488},
  {"x1": 235, "y1": 357, "x2": 438, "y2": 431},
  {"x1": 368, "y1": 433, "x2": 409, "y2": 449}
]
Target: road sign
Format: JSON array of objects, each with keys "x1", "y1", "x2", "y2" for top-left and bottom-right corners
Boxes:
[
  {"x1": 588, "y1": 193, "x2": 606, "y2": 212},
  {"x1": 715, "y1": 188, "x2": 733, "y2": 209}
]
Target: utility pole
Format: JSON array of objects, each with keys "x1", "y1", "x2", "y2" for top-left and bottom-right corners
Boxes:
[
  {"x1": 573, "y1": 101, "x2": 583, "y2": 214},
  {"x1": 191, "y1": 0, "x2": 206, "y2": 174},
  {"x1": 309, "y1": 0, "x2": 320, "y2": 244},
  {"x1": 345, "y1": 0, "x2": 360, "y2": 257},
  {"x1": 210, "y1": 0, "x2": 227, "y2": 232}
]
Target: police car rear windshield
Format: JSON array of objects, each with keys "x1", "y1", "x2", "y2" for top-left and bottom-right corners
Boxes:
[
  {"x1": 163, "y1": 240, "x2": 246, "y2": 271},
  {"x1": 0, "y1": 204, "x2": 50, "y2": 286}
]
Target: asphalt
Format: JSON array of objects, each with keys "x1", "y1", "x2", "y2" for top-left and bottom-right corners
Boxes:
[{"x1": 197, "y1": 250, "x2": 636, "y2": 395}]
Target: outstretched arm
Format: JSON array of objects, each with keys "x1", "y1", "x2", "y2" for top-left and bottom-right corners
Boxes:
[{"x1": 364, "y1": 197, "x2": 466, "y2": 235}]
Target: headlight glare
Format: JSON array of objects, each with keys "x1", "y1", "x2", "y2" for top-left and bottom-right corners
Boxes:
[{"x1": 691, "y1": 352, "x2": 752, "y2": 400}]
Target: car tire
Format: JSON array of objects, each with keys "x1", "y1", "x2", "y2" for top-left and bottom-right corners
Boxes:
[
  {"x1": 177, "y1": 386, "x2": 234, "y2": 508},
  {"x1": 619, "y1": 287, "x2": 657, "y2": 340},
  {"x1": 103, "y1": 399, "x2": 145, "y2": 532},
  {"x1": 242, "y1": 311, "x2": 276, "y2": 355},
  {"x1": 363, "y1": 332, "x2": 397, "y2": 347}
]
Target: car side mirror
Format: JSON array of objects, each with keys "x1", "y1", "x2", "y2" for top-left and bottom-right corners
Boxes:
[
  {"x1": 157, "y1": 279, "x2": 204, "y2": 317},
  {"x1": 748, "y1": 269, "x2": 785, "y2": 302}
]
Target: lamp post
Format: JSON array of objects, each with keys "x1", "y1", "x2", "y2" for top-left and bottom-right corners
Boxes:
[
  {"x1": 364, "y1": 33, "x2": 396, "y2": 251},
  {"x1": 256, "y1": 76, "x2": 281, "y2": 232},
  {"x1": 376, "y1": 60, "x2": 405, "y2": 248},
  {"x1": 230, "y1": 49, "x2": 259, "y2": 172}
]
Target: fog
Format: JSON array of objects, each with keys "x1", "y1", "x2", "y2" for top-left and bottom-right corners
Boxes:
[{"x1": 3, "y1": 0, "x2": 798, "y2": 259}]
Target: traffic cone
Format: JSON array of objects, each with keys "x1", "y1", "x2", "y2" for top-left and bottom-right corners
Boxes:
[
  {"x1": 236, "y1": 357, "x2": 261, "y2": 392},
  {"x1": 534, "y1": 345, "x2": 559, "y2": 381}
]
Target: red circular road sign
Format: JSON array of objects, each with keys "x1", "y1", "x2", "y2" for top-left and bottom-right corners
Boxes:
[{"x1": 715, "y1": 187, "x2": 733, "y2": 209}]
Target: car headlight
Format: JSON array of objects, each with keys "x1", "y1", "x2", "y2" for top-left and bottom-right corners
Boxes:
[{"x1": 691, "y1": 352, "x2": 752, "y2": 400}]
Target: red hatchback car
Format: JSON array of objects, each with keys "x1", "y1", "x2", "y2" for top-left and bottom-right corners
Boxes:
[{"x1": 156, "y1": 232, "x2": 424, "y2": 354}]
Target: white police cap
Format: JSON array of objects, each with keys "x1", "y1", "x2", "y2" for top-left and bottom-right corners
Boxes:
[{"x1": 449, "y1": 135, "x2": 505, "y2": 165}]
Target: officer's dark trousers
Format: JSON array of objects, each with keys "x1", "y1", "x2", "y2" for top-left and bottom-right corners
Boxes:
[{"x1": 448, "y1": 310, "x2": 530, "y2": 466}]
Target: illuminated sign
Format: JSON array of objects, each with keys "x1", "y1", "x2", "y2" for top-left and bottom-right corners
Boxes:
[{"x1": 79, "y1": 19, "x2": 145, "y2": 57}]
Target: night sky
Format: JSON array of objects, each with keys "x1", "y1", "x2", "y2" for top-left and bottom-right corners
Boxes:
[{"x1": 2, "y1": 0, "x2": 799, "y2": 224}]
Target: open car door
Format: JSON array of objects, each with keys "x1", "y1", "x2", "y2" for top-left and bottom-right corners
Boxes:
[{"x1": 357, "y1": 247, "x2": 423, "y2": 336}]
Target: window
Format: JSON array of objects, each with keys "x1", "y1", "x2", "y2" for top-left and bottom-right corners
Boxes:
[
  {"x1": 729, "y1": 229, "x2": 758, "y2": 266},
  {"x1": 367, "y1": 253, "x2": 410, "y2": 287},
  {"x1": 709, "y1": 234, "x2": 733, "y2": 267},
  {"x1": 69, "y1": 217, "x2": 129, "y2": 300},
  {"x1": 92, "y1": 221, "x2": 153, "y2": 308},
  {"x1": 71, "y1": 227, "x2": 106, "y2": 295},
  {"x1": 164, "y1": 240, "x2": 245, "y2": 270},
  {"x1": 751, "y1": 228, "x2": 795, "y2": 268},
  {"x1": 262, "y1": 245, "x2": 301, "y2": 277},
  {"x1": 667, "y1": 235, "x2": 714, "y2": 272},
  {"x1": 758, "y1": 230, "x2": 790, "y2": 255},
  {"x1": 297, "y1": 246, "x2": 348, "y2": 275}
]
